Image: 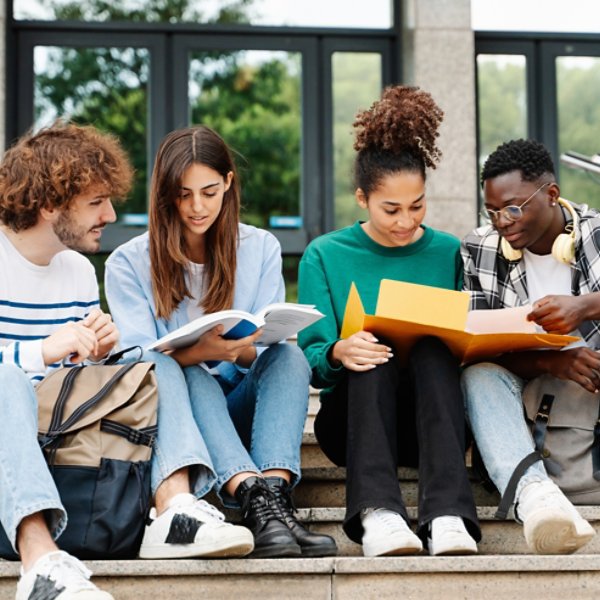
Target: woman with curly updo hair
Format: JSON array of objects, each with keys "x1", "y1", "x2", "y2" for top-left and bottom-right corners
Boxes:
[{"x1": 298, "y1": 86, "x2": 480, "y2": 556}]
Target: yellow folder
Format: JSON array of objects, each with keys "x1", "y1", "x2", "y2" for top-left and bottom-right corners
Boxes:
[{"x1": 341, "y1": 279, "x2": 579, "y2": 365}]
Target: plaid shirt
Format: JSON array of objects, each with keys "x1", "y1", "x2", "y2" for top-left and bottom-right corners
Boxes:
[{"x1": 461, "y1": 200, "x2": 600, "y2": 349}]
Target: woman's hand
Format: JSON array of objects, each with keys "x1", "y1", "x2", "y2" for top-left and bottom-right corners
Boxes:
[
  {"x1": 330, "y1": 331, "x2": 393, "y2": 372},
  {"x1": 171, "y1": 325, "x2": 263, "y2": 367}
]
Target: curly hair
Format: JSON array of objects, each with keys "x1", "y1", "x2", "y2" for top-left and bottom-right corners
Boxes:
[
  {"x1": 0, "y1": 122, "x2": 133, "y2": 232},
  {"x1": 481, "y1": 139, "x2": 555, "y2": 185},
  {"x1": 353, "y1": 85, "x2": 444, "y2": 195}
]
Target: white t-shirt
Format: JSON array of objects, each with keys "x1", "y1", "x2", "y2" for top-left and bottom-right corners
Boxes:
[
  {"x1": 0, "y1": 230, "x2": 100, "y2": 383},
  {"x1": 523, "y1": 248, "x2": 584, "y2": 347}
]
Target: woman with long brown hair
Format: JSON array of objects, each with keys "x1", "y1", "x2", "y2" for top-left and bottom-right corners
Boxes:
[{"x1": 105, "y1": 125, "x2": 336, "y2": 559}]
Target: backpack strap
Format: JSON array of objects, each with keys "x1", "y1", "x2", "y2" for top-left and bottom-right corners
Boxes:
[
  {"x1": 101, "y1": 419, "x2": 158, "y2": 448},
  {"x1": 531, "y1": 393, "x2": 562, "y2": 477},
  {"x1": 593, "y1": 400, "x2": 600, "y2": 482},
  {"x1": 495, "y1": 451, "x2": 544, "y2": 520}
]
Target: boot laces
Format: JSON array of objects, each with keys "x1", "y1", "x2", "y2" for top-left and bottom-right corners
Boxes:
[{"x1": 241, "y1": 482, "x2": 285, "y2": 524}]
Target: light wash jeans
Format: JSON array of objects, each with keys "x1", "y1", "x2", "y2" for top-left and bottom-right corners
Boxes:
[
  {"x1": 461, "y1": 362, "x2": 548, "y2": 499},
  {"x1": 0, "y1": 364, "x2": 65, "y2": 552},
  {"x1": 183, "y1": 343, "x2": 311, "y2": 508},
  {"x1": 0, "y1": 351, "x2": 216, "y2": 553}
]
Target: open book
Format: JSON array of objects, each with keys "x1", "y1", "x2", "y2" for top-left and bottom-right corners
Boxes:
[
  {"x1": 341, "y1": 280, "x2": 579, "y2": 365},
  {"x1": 146, "y1": 303, "x2": 324, "y2": 352}
]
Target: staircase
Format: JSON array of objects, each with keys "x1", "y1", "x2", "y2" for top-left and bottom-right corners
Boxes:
[{"x1": 2, "y1": 393, "x2": 600, "y2": 599}]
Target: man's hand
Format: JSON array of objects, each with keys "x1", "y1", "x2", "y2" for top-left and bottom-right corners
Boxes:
[
  {"x1": 82, "y1": 308, "x2": 119, "y2": 361},
  {"x1": 544, "y1": 347, "x2": 600, "y2": 393},
  {"x1": 528, "y1": 295, "x2": 587, "y2": 334},
  {"x1": 330, "y1": 331, "x2": 393, "y2": 372},
  {"x1": 41, "y1": 322, "x2": 99, "y2": 365}
]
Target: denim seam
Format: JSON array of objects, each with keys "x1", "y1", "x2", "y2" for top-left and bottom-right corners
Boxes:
[
  {"x1": 152, "y1": 457, "x2": 216, "y2": 497},
  {"x1": 10, "y1": 501, "x2": 67, "y2": 549}
]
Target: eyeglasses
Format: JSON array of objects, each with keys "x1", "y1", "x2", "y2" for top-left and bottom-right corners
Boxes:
[{"x1": 480, "y1": 182, "x2": 550, "y2": 224}]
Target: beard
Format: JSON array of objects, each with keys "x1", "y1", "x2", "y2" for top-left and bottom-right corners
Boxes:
[{"x1": 53, "y1": 210, "x2": 102, "y2": 253}]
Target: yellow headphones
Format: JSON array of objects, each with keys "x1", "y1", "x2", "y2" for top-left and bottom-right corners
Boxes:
[{"x1": 500, "y1": 197, "x2": 578, "y2": 264}]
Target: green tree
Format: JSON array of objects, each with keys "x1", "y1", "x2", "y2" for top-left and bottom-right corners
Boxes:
[
  {"x1": 34, "y1": 0, "x2": 256, "y2": 217},
  {"x1": 556, "y1": 60, "x2": 600, "y2": 210},
  {"x1": 476, "y1": 57, "x2": 528, "y2": 167}
]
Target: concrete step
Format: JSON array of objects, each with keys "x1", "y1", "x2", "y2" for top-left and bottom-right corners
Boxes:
[
  {"x1": 4, "y1": 555, "x2": 600, "y2": 599},
  {"x1": 294, "y1": 461, "x2": 501, "y2": 508},
  {"x1": 294, "y1": 506, "x2": 600, "y2": 557}
]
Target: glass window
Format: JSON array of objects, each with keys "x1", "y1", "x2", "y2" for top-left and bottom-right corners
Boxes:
[
  {"x1": 472, "y1": 0, "x2": 600, "y2": 33},
  {"x1": 556, "y1": 56, "x2": 600, "y2": 210},
  {"x1": 189, "y1": 49, "x2": 302, "y2": 230},
  {"x1": 332, "y1": 52, "x2": 382, "y2": 228},
  {"x1": 476, "y1": 54, "x2": 527, "y2": 170},
  {"x1": 34, "y1": 45, "x2": 150, "y2": 219},
  {"x1": 14, "y1": 0, "x2": 392, "y2": 28}
]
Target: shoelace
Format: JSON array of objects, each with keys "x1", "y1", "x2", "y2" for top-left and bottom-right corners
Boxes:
[
  {"x1": 371, "y1": 509, "x2": 410, "y2": 534},
  {"x1": 42, "y1": 552, "x2": 95, "y2": 592},
  {"x1": 432, "y1": 516, "x2": 465, "y2": 536},
  {"x1": 192, "y1": 499, "x2": 226, "y2": 523},
  {"x1": 241, "y1": 484, "x2": 285, "y2": 525},
  {"x1": 268, "y1": 482, "x2": 297, "y2": 520}
]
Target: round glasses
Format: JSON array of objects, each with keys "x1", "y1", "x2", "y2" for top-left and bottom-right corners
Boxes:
[{"x1": 480, "y1": 182, "x2": 550, "y2": 224}]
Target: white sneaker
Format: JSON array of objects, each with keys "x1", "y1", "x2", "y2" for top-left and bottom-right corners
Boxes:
[
  {"x1": 516, "y1": 480, "x2": 596, "y2": 554},
  {"x1": 16, "y1": 550, "x2": 113, "y2": 600},
  {"x1": 139, "y1": 493, "x2": 254, "y2": 559},
  {"x1": 428, "y1": 516, "x2": 478, "y2": 556},
  {"x1": 361, "y1": 508, "x2": 423, "y2": 557}
]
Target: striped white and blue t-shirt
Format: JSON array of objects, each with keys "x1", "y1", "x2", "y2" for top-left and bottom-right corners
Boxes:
[{"x1": 0, "y1": 229, "x2": 100, "y2": 384}]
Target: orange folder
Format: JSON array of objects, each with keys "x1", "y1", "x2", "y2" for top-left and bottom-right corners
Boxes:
[{"x1": 340, "y1": 279, "x2": 579, "y2": 365}]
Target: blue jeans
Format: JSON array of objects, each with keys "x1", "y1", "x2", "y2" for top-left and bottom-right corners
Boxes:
[
  {"x1": 183, "y1": 343, "x2": 310, "y2": 508},
  {"x1": 0, "y1": 364, "x2": 65, "y2": 552},
  {"x1": 461, "y1": 362, "x2": 548, "y2": 498},
  {"x1": 0, "y1": 351, "x2": 216, "y2": 553},
  {"x1": 144, "y1": 350, "x2": 216, "y2": 497}
]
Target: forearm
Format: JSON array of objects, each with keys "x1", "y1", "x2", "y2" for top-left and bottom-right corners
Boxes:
[{"x1": 493, "y1": 350, "x2": 564, "y2": 380}]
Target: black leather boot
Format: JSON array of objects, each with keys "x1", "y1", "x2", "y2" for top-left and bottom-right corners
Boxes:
[
  {"x1": 235, "y1": 476, "x2": 301, "y2": 558},
  {"x1": 265, "y1": 476, "x2": 338, "y2": 557}
]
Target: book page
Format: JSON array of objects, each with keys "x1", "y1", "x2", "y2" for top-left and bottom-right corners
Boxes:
[
  {"x1": 465, "y1": 305, "x2": 537, "y2": 334},
  {"x1": 258, "y1": 304, "x2": 324, "y2": 346},
  {"x1": 146, "y1": 310, "x2": 262, "y2": 352}
]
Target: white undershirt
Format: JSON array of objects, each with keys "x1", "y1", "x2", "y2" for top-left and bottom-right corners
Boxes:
[{"x1": 522, "y1": 248, "x2": 585, "y2": 347}]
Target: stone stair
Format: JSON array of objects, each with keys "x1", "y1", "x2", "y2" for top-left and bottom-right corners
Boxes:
[{"x1": 3, "y1": 389, "x2": 600, "y2": 599}]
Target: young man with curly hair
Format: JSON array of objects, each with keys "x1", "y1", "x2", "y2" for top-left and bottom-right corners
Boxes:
[
  {"x1": 0, "y1": 123, "x2": 253, "y2": 600},
  {"x1": 461, "y1": 138, "x2": 598, "y2": 555}
]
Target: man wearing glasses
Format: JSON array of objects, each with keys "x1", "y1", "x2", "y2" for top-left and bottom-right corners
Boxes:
[{"x1": 460, "y1": 138, "x2": 600, "y2": 555}]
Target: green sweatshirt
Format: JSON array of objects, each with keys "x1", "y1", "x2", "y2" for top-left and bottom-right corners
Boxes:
[{"x1": 297, "y1": 221, "x2": 463, "y2": 397}]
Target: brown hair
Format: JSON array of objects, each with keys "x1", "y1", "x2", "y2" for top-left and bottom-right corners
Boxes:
[
  {"x1": 353, "y1": 85, "x2": 444, "y2": 196},
  {"x1": 148, "y1": 126, "x2": 240, "y2": 319},
  {"x1": 0, "y1": 121, "x2": 133, "y2": 231}
]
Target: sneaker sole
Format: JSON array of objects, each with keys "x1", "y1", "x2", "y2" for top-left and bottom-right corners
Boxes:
[
  {"x1": 429, "y1": 542, "x2": 478, "y2": 556},
  {"x1": 525, "y1": 510, "x2": 595, "y2": 554},
  {"x1": 363, "y1": 540, "x2": 423, "y2": 557},
  {"x1": 139, "y1": 535, "x2": 255, "y2": 559}
]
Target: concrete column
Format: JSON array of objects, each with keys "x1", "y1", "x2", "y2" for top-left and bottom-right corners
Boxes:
[
  {"x1": 0, "y1": 0, "x2": 5, "y2": 154},
  {"x1": 401, "y1": 0, "x2": 478, "y2": 238}
]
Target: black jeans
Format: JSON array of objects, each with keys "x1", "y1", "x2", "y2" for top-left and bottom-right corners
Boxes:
[{"x1": 314, "y1": 336, "x2": 480, "y2": 544}]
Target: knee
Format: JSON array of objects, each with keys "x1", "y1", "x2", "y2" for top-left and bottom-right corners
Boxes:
[
  {"x1": 461, "y1": 362, "x2": 522, "y2": 409},
  {"x1": 411, "y1": 336, "x2": 453, "y2": 362},
  {"x1": 0, "y1": 364, "x2": 36, "y2": 412},
  {"x1": 263, "y1": 343, "x2": 311, "y2": 380},
  {"x1": 461, "y1": 362, "x2": 509, "y2": 391}
]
